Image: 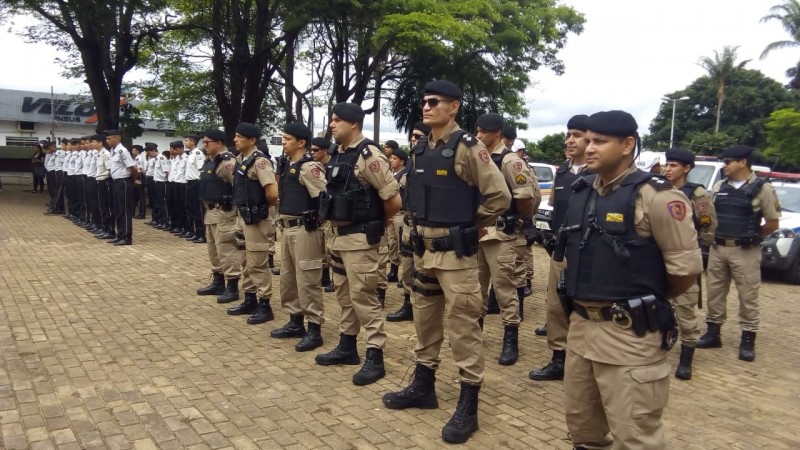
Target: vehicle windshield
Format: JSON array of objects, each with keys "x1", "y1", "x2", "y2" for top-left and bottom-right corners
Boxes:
[
  {"x1": 532, "y1": 166, "x2": 554, "y2": 182},
  {"x1": 687, "y1": 165, "x2": 715, "y2": 189},
  {"x1": 775, "y1": 185, "x2": 800, "y2": 213}
]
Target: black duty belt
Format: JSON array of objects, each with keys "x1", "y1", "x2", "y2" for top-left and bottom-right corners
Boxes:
[
  {"x1": 205, "y1": 202, "x2": 221, "y2": 210},
  {"x1": 422, "y1": 236, "x2": 456, "y2": 252},
  {"x1": 332, "y1": 223, "x2": 368, "y2": 236},
  {"x1": 573, "y1": 303, "x2": 619, "y2": 322},
  {"x1": 714, "y1": 237, "x2": 760, "y2": 248},
  {"x1": 281, "y1": 218, "x2": 303, "y2": 228}
]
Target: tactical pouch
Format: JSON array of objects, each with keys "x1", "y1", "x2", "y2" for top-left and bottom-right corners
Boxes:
[
  {"x1": 275, "y1": 156, "x2": 289, "y2": 177},
  {"x1": 641, "y1": 295, "x2": 660, "y2": 333},
  {"x1": 497, "y1": 216, "x2": 517, "y2": 234},
  {"x1": 239, "y1": 207, "x2": 257, "y2": 225},
  {"x1": 221, "y1": 195, "x2": 233, "y2": 212},
  {"x1": 410, "y1": 228, "x2": 425, "y2": 257},
  {"x1": 302, "y1": 210, "x2": 319, "y2": 232},
  {"x1": 365, "y1": 220, "x2": 384, "y2": 245},
  {"x1": 461, "y1": 227, "x2": 479, "y2": 257},
  {"x1": 331, "y1": 192, "x2": 354, "y2": 221},
  {"x1": 553, "y1": 227, "x2": 568, "y2": 262},
  {"x1": 318, "y1": 192, "x2": 332, "y2": 221},
  {"x1": 557, "y1": 269, "x2": 573, "y2": 320},
  {"x1": 657, "y1": 299, "x2": 678, "y2": 351},
  {"x1": 626, "y1": 298, "x2": 648, "y2": 337}
]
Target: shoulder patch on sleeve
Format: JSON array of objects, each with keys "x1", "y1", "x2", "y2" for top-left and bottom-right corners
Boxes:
[
  {"x1": 667, "y1": 200, "x2": 687, "y2": 221},
  {"x1": 646, "y1": 176, "x2": 672, "y2": 190}
]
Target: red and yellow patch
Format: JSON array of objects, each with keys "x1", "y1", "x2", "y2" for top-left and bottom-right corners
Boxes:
[
  {"x1": 369, "y1": 161, "x2": 380, "y2": 173},
  {"x1": 512, "y1": 161, "x2": 523, "y2": 172},
  {"x1": 225, "y1": 164, "x2": 233, "y2": 173},
  {"x1": 478, "y1": 150, "x2": 490, "y2": 164},
  {"x1": 667, "y1": 201, "x2": 686, "y2": 221},
  {"x1": 311, "y1": 167, "x2": 321, "y2": 178},
  {"x1": 257, "y1": 159, "x2": 267, "y2": 170}
]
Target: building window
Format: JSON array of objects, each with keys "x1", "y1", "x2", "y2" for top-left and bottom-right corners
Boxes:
[
  {"x1": 6, "y1": 136, "x2": 40, "y2": 146},
  {"x1": 18, "y1": 121, "x2": 36, "y2": 132},
  {"x1": 270, "y1": 136, "x2": 281, "y2": 146}
]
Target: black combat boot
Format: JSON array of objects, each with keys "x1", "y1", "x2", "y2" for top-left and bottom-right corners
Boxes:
[
  {"x1": 352, "y1": 348, "x2": 385, "y2": 386},
  {"x1": 387, "y1": 293, "x2": 413, "y2": 322},
  {"x1": 739, "y1": 331, "x2": 756, "y2": 362},
  {"x1": 320, "y1": 267, "x2": 334, "y2": 292},
  {"x1": 216, "y1": 278, "x2": 240, "y2": 304},
  {"x1": 246, "y1": 298, "x2": 274, "y2": 324},
  {"x1": 296, "y1": 322, "x2": 323, "y2": 352},
  {"x1": 535, "y1": 324, "x2": 547, "y2": 336},
  {"x1": 315, "y1": 333, "x2": 361, "y2": 366},
  {"x1": 674, "y1": 345, "x2": 695, "y2": 380},
  {"x1": 523, "y1": 278, "x2": 532, "y2": 297},
  {"x1": 387, "y1": 264, "x2": 398, "y2": 282},
  {"x1": 696, "y1": 322, "x2": 722, "y2": 348},
  {"x1": 486, "y1": 288, "x2": 500, "y2": 314},
  {"x1": 270, "y1": 314, "x2": 305, "y2": 338},
  {"x1": 227, "y1": 292, "x2": 258, "y2": 315},
  {"x1": 498, "y1": 326, "x2": 519, "y2": 366},
  {"x1": 529, "y1": 350, "x2": 565, "y2": 381},
  {"x1": 441, "y1": 382, "x2": 480, "y2": 444},
  {"x1": 197, "y1": 272, "x2": 225, "y2": 296},
  {"x1": 517, "y1": 287, "x2": 525, "y2": 321},
  {"x1": 382, "y1": 364, "x2": 438, "y2": 409},
  {"x1": 376, "y1": 288, "x2": 386, "y2": 308},
  {"x1": 269, "y1": 254, "x2": 280, "y2": 275}
]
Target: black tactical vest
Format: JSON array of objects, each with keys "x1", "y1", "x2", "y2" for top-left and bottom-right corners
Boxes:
[
  {"x1": 552, "y1": 161, "x2": 586, "y2": 232},
  {"x1": 394, "y1": 165, "x2": 408, "y2": 211},
  {"x1": 713, "y1": 178, "x2": 764, "y2": 239},
  {"x1": 679, "y1": 181, "x2": 703, "y2": 233},
  {"x1": 490, "y1": 148, "x2": 518, "y2": 217},
  {"x1": 233, "y1": 150, "x2": 268, "y2": 208},
  {"x1": 563, "y1": 170, "x2": 668, "y2": 302},
  {"x1": 199, "y1": 152, "x2": 233, "y2": 203},
  {"x1": 279, "y1": 157, "x2": 315, "y2": 216},
  {"x1": 406, "y1": 131, "x2": 480, "y2": 228},
  {"x1": 324, "y1": 140, "x2": 384, "y2": 222}
]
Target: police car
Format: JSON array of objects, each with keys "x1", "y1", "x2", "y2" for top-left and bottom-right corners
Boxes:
[{"x1": 760, "y1": 179, "x2": 800, "y2": 284}]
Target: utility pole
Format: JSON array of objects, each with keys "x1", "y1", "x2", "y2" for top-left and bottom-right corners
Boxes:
[{"x1": 50, "y1": 86, "x2": 56, "y2": 142}]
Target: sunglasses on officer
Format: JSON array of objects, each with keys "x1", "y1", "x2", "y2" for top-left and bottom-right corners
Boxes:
[
  {"x1": 419, "y1": 97, "x2": 454, "y2": 108},
  {"x1": 722, "y1": 158, "x2": 741, "y2": 165}
]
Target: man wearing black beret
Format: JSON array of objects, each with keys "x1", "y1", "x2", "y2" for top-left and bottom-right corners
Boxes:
[
  {"x1": 530, "y1": 114, "x2": 590, "y2": 383},
  {"x1": 698, "y1": 145, "x2": 780, "y2": 364},
  {"x1": 474, "y1": 113, "x2": 539, "y2": 367},
  {"x1": 166, "y1": 140, "x2": 189, "y2": 237},
  {"x1": 383, "y1": 140, "x2": 398, "y2": 158},
  {"x1": 93, "y1": 134, "x2": 115, "y2": 239},
  {"x1": 556, "y1": 110, "x2": 702, "y2": 449},
  {"x1": 661, "y1": 147, "x2": 717, "y2": 380},
  {"x1": 382, "y1": 81, "x2": 511, "y2": 444},
  {"x1": 106, "y1": 129, "x2": 138, "y2": 245},
  {"x1": 143, "y1": 142, "x2": 159, "y2": 226},
  {"x1": 315, "y1": 102, "x2": 401, "y2": 388},
  {"x1": 196, "y1": 128, "x2": 242, "y2": 304},
  {"x1": 409, "y1": 121, "x2": 431, "y2": 148}
]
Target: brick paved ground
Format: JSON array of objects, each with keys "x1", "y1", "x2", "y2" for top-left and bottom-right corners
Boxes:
[{"x1": 1, "y1": 185, "x2": 799, "y2": 450}]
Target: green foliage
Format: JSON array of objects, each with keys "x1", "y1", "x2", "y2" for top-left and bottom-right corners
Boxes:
[
  {"x1": 119, "y1": 103, "x2": 145, "y2": 139},
  {"x1": 760, "y1": 0, "x2": 800, "y2": 88},
  {"x1": 528, "y1": 132, "x2": 566, "y2": 164},
  {"x1": 765, "y1": 108, "x2": 800, "y2": 165},
  {"x1": 697, "y1": 45, "x2": 750, "y2": 133}
]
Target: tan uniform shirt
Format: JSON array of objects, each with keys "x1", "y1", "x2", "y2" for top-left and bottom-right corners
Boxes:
[
  {"x1": 236, "y1": 149, "x2": 276, "y2": 188},
  {"x1": 279, "y1": 159, "x2": 327, "y2": 219},
  {"x1": 682, "y1": 183, "x2": 717, "y2": 246},
  {"x1": 329, "y1": 133, "x2": 399, "y2": 251},
  {"x1": 710, "y1": 170, "x2": 782, "y2": 226},
  {"x1": 204, "y1": 152, "x2": 238, "y2": 225},
  {"x1": 482, "y1": 142, "x2": 535, "y2": 242},
  {"x1": 413, "y1": 122, "x2": 512, "y2": 269},
  {"x1": 570, "y1": 165, "x2": 703, "y2": 365}
]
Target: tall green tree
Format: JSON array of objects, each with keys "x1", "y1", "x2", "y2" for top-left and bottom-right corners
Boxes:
[
  {"x1": 761, "y1": 0, "x2": 800, "y2": 88},
  {"x1": 765, "y1": 108, "x2": 800, "y2": 165},
  {"x1": 530, "y1": 132, "x2": 566, "y2": 164},
  {"x1": 697, "y1": 46, "x2": 750, "y2": 133},
  {"x1": 5, "y1": 0, "x2": 171, "y2": 132}
]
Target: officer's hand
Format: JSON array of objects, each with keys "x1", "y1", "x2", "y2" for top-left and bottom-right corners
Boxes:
[{"x1": 478, "y1": 227, "x2": 488, "y2": 238}]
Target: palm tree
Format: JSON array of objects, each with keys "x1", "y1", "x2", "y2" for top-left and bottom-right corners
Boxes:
[
  {"x1": 697, "y1": 46, "x2": 750, "y2": 134},
  {"x1": 760, "y1": 0, "x2": 800, "y2": 88}
]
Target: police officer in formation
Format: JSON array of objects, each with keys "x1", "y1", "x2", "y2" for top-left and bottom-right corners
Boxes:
[
  {"x1": 530, "y1": 114, "x2": 590, "y2": 382},
  {"x1": 94, "y1": 134, "x2": 115, "y2": 239},
  {"x1": 269, "y1": 122, "x2": 327, "y2": 352},
  {"x1": 663, "y1": 148, "x2": 718, "y2": 380},
  {"x1": 310, "y1": 136, "x2": 336, "y2": 293},
  {"x1": 697, "y1": 145, "x2": 780, "y2": 362},
  {"x1": 382, "y1": 81, "x2": 510, "y2": 444},
  {"x1": 314, "y1": 102, "x2": 400, "y2": 387},
  {"x1": 107, "y1": 130, "x2": 138, "y2": 246},
  {"x1": 144, "y1": 143, "x2": 158, "y2": 225},
  {"x1": 195, "y1": 129, "x2": 242, "y2": 304},
  {"x1": 227, "y1": 123, "x2": 279, "y2": 324},
  {"x1": 474, "y1": 113, "x2": 538, "y2": 366},
  {"x1": 167, "y1": 140, "x2": 189, "y2": 235},
  {"x1": 554, "y1": 110, "x2": 702, "y2": 449},
  {"x1": 151, "y1": 148, "x2": 171, "y2": 230}
]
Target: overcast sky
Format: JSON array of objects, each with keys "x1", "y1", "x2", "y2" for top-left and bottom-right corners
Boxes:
[{"x1": 1, "y1": 0, "x2": 797, "y2": 143}]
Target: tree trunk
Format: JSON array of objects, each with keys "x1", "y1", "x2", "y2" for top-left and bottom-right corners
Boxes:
[{"x1": 715, "y1": 82, "x2": 724, "y2": 134}]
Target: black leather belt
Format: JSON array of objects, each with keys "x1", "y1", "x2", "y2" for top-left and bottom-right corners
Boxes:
[
  {"x1": 573, "y1": 303, "x2": 620, "y2": 322},
  {"x1": 714, "y1": 237, "x2": 759, "y2": 247},
  {"x1": 422, "y1": 236, "x2": 456, "y2": 252},
  {"x1": 281, "y1": 218, "x2": 302, "y2": 228},
  {"x1": 332, "y1": 223, "x2": 367, "y2": 236}
]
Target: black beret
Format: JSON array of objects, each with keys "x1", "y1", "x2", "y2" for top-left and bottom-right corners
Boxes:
[
  {"x1": 423, "y1": 80, "x2": 462, "y2": 100},
  {"x1": 236, "y1": 122, "x2": 261, "y2": 138},
  {"x1": 332, "y1": 103, "x2": 365, "y2": 123},
  {"x1": 567, "y1": 114, "x2": 589, "y2": 131},
  {"x1": 283, "y1": 121, "x2": 312, "y2": 142},
  {"x1": 104, "y1": 129, "x2": 121, "y2": 136},
  {"x1": 203, "y1": 129, "x2": 226, "y2": 142},
  {"x1": 144, "y1": 142, "x2": 158, "y2": 150},
  {"x1": 585, "y1": 110, "x2": 638, "y2": 137},
  {"x1": 720, "y1": 145, "x2": 754, "y2": 159},
  {"x1": 502, "y1": 125, "x2": 517, "y2": 140},
  {"x1": 70, "y1": 138, "x2": 81, "y2": 145},
  {"x1": 393, "y1": 148, "x2": 408, "y2": 162},
  {"x1": 412, "y1": 121, "x2": 431, "y2": 135},
  {"x1": 184, "y1": 134, "x2": 201, "y2": 142},
  {"x1": 477, "y1": 113, "x2": 504, "y2": 132},
  {"x1": 384, "y1": 140, "x2": 399, "y2": 151},
  {"x1": 170, "y1": 140, "x2": 184, "y2": 148},
  {"x1": 132, "y1": 144, "x2": 144, "y2": 151},
  {"x1": 665, "y1": 147, "x2": 695, "y2": 167},
  {"x1": 311, "y1": 137, "x2": 331, "y2": 149},
  {"x1": 42, "y1": 141, "x2": 55, "y2": 148},
  {"x1": 91, "y1": 134, "x2": 106, "y2": 141}
]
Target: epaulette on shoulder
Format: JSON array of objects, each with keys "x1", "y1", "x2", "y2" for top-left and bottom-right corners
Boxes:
[
  {"x1": 461, "y1": 133, "x2": 479, "y2": 147},
  {"x1": 646, "y1": 175, "x2": 672, "y2": 190}
]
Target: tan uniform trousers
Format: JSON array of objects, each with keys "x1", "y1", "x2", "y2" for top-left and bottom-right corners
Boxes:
[
  {"x1": 240, "y1": 218, "x2": 274, "y2": 299},
  {"x1": 280, "y1": 224, "x2": 325, "y2": 324},
  {"x1": 705, "y1": 244, "x2": 761, "y2": 332},
  {"x1": 387, "y1": 214, "x2": 401, "y2": 267},
  {"x1": 669, "y1": 278, "x2": 701, "y2": 347},
  {"x1": 513, "y1": 235, "x2": 529, "y2": 288},
  {"x1": 545, "y1": 257, "x2": 569, "y2": 351},
  {"x1": 266, "y1": 206, "x2": 277, "y2": 255},
  {"x1": 329, "y1": 247, "x2": 386, "y2": 348},
  {"x1": 399, "y1": 221, "x2": 413, "y2": 296},
  {"x1": 412, "y1": 262, "x2": 485, "y2": 385},
  {"x1": 478, "y1": 239, "x2": 520, "y2": 326},
  {"x1": 377, "y1": 234, "x2": 389, "y2": 290},
  {"x1": 564, "y1": 349, "x2": 670, "y2": 450},
  {"x1": 321, "y1": 222, "x2": 332, "y2": 267},
  {"x1": 205, "y1": 214, "x2": 242, "y2": 280}
]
